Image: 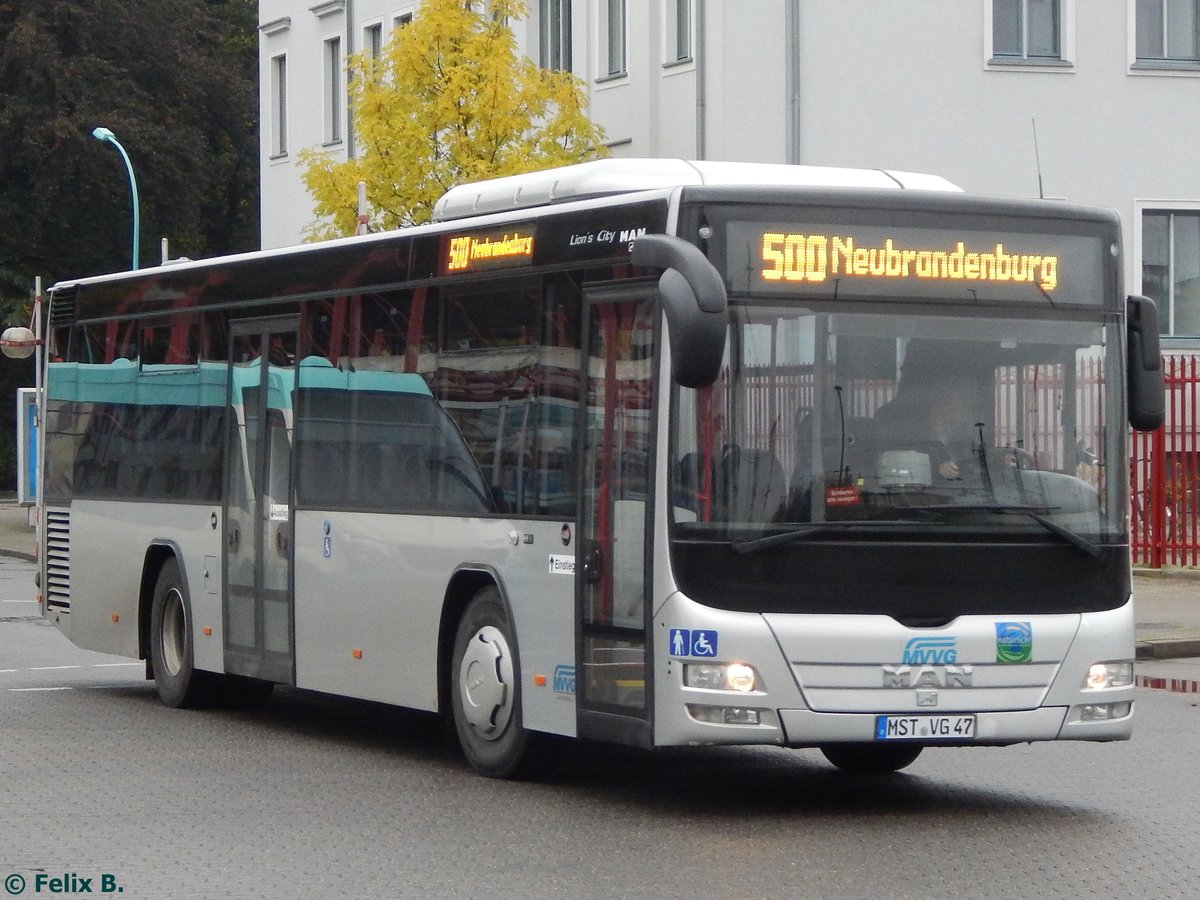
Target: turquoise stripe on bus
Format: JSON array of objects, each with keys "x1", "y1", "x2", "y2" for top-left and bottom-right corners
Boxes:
[{"x1": 47, "y1": 358, "x2": 434, "y2": 407}]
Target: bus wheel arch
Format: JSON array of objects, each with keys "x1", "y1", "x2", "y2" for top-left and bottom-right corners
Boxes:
[
  {"x1": 139, "y1": 543, "x2": 180, "y2": 665},
  {"x1": 443, "y1": 571, "x2": 531, "y2": 777},
  {"x1": 438, "y1": 568, "x2": 502, "y2": 716},
  {"x1": 148, "y1": 554, "x2": 212, "y2": 708}
]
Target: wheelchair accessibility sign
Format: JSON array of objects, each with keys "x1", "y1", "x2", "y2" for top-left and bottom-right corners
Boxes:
[{"x1": 669, "y1": 628, "x2": 718, "y2": 658}]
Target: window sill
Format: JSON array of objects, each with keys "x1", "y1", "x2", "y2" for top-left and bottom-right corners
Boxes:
[
  {"x1": 986, "y1": 56, "x2": 1074, "y2": 72},
  {"x1": 662, "y1": 57, "x2": 694, "y2": 70},
  {"x1": 1130, "y1": 59, "x2": 1200, "y2": 76},
  {"x1": 1161, "y1": 336, "x2": 1200, "y2": 350},
  {"x1": 595, "y1": 72, "x2": 628, "y2": 85}
]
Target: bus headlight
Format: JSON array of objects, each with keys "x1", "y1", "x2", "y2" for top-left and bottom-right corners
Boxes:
[
  {"x1": 684, "y1": 662, "x2": 759, "y2": 693},
  {"x1": 1084, "y1": 661, "x2": 1133, "y2": 690}
]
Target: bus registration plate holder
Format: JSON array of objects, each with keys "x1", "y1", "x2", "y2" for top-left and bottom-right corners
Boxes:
[{"x1": 874, "y1": 714, "x2": 975, "y2": 741}]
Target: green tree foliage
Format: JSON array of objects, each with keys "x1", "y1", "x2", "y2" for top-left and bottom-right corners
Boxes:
[
  {"x1": 0, "y1": 0, "x2": 259, "y2": 488},
  {"x1": 301, "y1": 0, "x2": 607, "y2": 237}
]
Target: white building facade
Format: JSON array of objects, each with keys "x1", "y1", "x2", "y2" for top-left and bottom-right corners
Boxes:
[{"x1": 259, "y1": 0, "x2": 1200, "y2": 340}]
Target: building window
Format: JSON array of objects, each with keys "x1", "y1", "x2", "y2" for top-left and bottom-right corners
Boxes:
[
  {"x1": 540, "y1": 0, "x2": 571, "y2": 71},
  {"x1": 1144, "y1": 210, "x2": 1200, "y2": 335},
  {"x1": 604, "y1": 0, "x2": 626, "y2": 77},
  {"x1": 324, "y1": 36, "x2": 343, "y2": 144},
  {"x1": 670, "y1": 0, "x2": 691, "y2": 61},
  {"x1": 394, "y1": 11, "x2": 413, "y2": 31},
  {"x1": 365, "y1": 22, "x2": 383, "y2": 60},
  {"x1": 270, "y1": 54, "x2": 288, "y2": 157},
  {"x1": 993, "y1": 0, "x2": 1061, "y2": 59},
  {"x1": 1136, "y1": 0, "x2": 1200, "y2": 62}
]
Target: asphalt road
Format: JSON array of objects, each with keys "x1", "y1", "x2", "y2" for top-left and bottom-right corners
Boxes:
[{"x1": 1, "y1": 557, "x2": 1198, "y2": 900}]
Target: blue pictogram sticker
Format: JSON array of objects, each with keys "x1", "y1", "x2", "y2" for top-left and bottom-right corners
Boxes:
[{"x1": 669, "y1": 628, "x2": 718, "y2": 657}]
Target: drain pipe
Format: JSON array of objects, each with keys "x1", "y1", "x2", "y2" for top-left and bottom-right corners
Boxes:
[
  {"x1": 787, "y1": 0, "x2": 801, "y2": 163},
  {"x1": 346, "y1": 0, "x2": 356, "y2": 159},
  {"x1": 695, "y1": 0, "x2": 706, "y2": 159}
]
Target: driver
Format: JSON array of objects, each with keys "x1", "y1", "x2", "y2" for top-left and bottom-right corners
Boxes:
[{"x1": 873, "y1": 341, "x2": 991, "y2": 484}]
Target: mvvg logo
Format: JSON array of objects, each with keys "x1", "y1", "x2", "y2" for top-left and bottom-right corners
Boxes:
[
  {"x1": 901, "y1": 636, "x2": 958, "y2": 665},
  {"x1": 552, "y1": 665, "x2": 576, "y2": 695}
]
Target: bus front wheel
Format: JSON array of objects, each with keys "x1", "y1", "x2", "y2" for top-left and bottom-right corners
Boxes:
[
  {"x1": 149, "y1": 558, "x2": 211, "y2": 709},
  {"x1": 820, "y1": 743, "x2": 923, "y2": 774},
  {"x1": 450, "y1": 587, "x2": 530, "y2": 778}
]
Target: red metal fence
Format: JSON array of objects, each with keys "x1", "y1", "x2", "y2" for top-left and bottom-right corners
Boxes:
[{"x1": 1131, "y1": 354, "x2": 1200, "y2": 568}]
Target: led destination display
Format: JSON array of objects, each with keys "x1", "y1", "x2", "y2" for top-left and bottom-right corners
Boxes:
[
  {"x1": 726, "y1": 221, "x2": 1107, "y2": 305},
  {"x1": 443, "y1": 226, "x2": 536, "y2": 274}
]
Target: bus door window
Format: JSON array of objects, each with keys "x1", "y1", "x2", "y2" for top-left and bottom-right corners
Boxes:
[{"x1": 579, "y1": 293, "x2": 655, "y2": 714}]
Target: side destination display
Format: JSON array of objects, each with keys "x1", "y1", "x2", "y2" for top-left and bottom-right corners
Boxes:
[{"x1": 437, "y1": 199, "x2": 669, "y2": 276}]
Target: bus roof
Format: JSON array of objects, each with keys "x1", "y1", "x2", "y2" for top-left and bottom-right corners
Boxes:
[{"x1": 432, "y1": 158, "x2": 961, "y2": 222}]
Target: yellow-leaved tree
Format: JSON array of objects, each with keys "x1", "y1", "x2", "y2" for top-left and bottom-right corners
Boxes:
[{"x1": 300, "y1": 0, "x2": 607, "y2": 238}]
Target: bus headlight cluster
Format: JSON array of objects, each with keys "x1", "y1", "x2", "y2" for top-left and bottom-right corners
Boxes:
[
  {"x1": 1083, "y1": 661, "x2": 1133, "y2": 690},
  {"x1": 684, "y1": 662, "x2": 758, "y2": 692}
]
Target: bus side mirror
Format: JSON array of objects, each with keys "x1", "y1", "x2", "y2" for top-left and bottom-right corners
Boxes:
[
  {"x1": 631, "y1": 234, "x2": 727, "y2": 388},
  {"x1": 1127, "y1": 295, "x2": 1165, "y2": 432}
]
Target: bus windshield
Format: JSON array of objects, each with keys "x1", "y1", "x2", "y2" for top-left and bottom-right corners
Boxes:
[{"x1": 670, "y1": 302, "x2": 1126, "y2": 616}]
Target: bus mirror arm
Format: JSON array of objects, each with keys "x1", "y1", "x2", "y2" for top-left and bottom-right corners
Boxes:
[
  {"x1": 1126, "y1": 295, "x2": 1165, "y2": 432},
  {"x1": 631, "y1": 235, "x2": 728, "y2": 389}
]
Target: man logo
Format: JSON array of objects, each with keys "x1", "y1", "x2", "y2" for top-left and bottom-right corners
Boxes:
[{"x1": 901, "y1": 636, "x2": 958, "y2": 665}]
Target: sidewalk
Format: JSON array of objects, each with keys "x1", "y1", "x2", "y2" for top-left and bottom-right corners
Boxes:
[{"x1": 0, "y1": 498, "x2": 1195, "y2": 659}]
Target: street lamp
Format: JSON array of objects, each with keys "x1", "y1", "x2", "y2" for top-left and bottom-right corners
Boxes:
[{"x1": 91, "y1": 126, "x2": 140, "y2": 270}]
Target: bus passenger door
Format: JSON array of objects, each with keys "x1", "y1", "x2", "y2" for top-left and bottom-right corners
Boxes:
[
  {"x1": 577, "y1": 287, "x2": 657, "y2": 745},
  {"x1": 223, "y1": 320, "x2": 297, "y2": 683}
]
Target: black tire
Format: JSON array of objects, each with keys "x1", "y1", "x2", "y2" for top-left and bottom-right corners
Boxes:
[
  {"x1": 450, "y1": 586, "x2": 530, "y2": 778},
  {"x1": 149, "y1": 558, "x2": 212, "y2": 708},
  {"x1": 820, "y1": 743, "x2": 923, "y2": 774}
]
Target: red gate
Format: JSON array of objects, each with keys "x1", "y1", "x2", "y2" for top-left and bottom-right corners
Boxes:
[{"x1": 1131, "y1": 354, "x2": 1200, "y2": 568}]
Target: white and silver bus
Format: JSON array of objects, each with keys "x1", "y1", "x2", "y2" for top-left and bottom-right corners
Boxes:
[{"x1": 37, "y1": 159, "x2": 1164, "y2": 776}]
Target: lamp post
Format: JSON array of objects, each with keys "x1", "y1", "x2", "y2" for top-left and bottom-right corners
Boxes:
[{"x1": 91, "y1": 126, "x2": 140, "y2": 270}]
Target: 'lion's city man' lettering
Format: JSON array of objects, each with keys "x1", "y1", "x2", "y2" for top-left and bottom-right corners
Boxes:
[{"x1": 761, "y1": 232, "x2": 1059, "y2": 292}]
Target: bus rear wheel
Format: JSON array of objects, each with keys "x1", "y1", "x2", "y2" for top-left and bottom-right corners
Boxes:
[
  {"x1": 450, "y1": 587, "x2": 530, "y2": 778},
  {"x1": 150, "y1": 558, "x2": 212, "y2": 709},
  {"x1": 820, "y1": 743, "x2": 923, "y2": 774}
]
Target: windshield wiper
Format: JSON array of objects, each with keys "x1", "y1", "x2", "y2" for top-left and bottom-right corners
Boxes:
[
  {"x1": 907, "y1": 504, "x2": 1101, "y2": 558},
  {"x1": 731, "y1": 520, "x2": 925, "y2": 555}
]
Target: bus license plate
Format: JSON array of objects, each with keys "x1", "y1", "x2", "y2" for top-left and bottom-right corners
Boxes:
[{"x1": 875, "y1": 714, "x2": 975, "y2": 741}]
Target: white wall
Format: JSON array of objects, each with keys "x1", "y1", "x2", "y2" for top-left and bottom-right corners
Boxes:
[{"x1": 258, "y1": 0, "x2": 1200, "y2": 308}]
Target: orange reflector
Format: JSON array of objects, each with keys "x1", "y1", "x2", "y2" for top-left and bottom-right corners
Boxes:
[
  {"x1": 110, "y1": 614, "x2": 119, "y2": 623},
  {"x1": 534, "y1": 674, "x2": 547, "y2": 687},
  {"x1": 352, "y1": 648, "x2": 363, "y2": 659},
  {"x1": 202, "y1": 626, "x2": 213, "y2": 636}
]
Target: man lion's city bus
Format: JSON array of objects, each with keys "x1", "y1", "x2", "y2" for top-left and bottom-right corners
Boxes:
[{"x1": 36, "y1": 160, "x2": 1164, "y2": 776}]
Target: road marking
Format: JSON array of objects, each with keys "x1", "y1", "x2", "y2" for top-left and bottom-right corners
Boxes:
[
  {"x1": 9, "y1": 686, "x2": 73, "y2": 692},
  {"x1": 1, "y1": 662, "x2": 141, "y2": 675}
]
